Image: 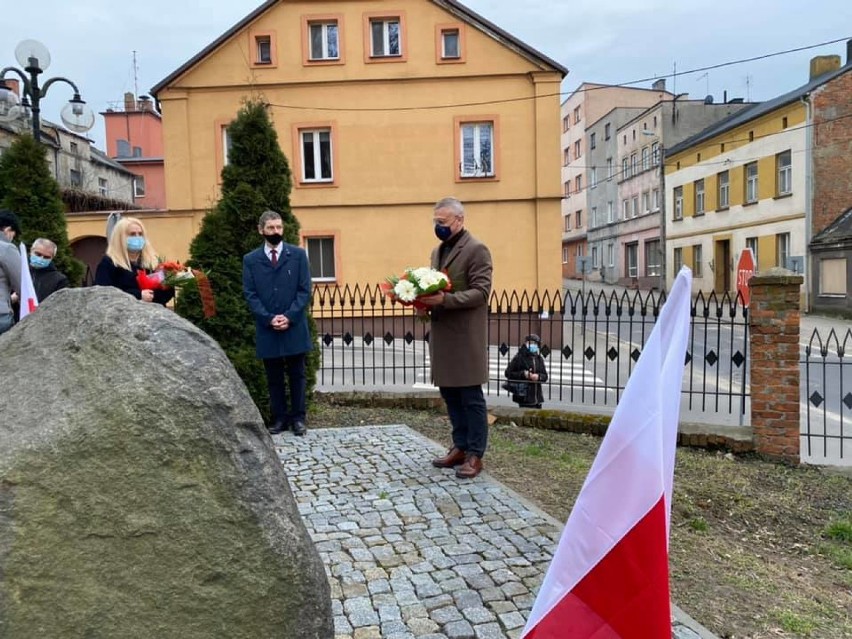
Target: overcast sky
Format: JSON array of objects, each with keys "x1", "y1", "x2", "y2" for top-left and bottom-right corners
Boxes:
[{"x1": 4, "y1": 0, "x2": 851, "y2": 147}]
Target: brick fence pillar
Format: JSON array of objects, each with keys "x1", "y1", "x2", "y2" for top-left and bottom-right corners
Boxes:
[{"x1": 748, "y1": 270, "x2": 804, "y2": 463}]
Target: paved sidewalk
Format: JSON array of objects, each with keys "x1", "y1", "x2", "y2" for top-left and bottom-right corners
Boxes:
[{"x1": 275, "y1": 425, "x2": 716, "y2": 639}]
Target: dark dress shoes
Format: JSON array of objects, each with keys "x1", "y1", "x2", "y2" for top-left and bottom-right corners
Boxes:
[
  {"x1": 455, "y1": 455, "x2": 483, "y2": 479},
  {"x1": 292, "y1": 421, "x2": 307, "y2": 436},
  {"x1": 268, "y1": 421, "x2": 287, "y2": 435},
  {"x1": 432, "y1": 447, "x2": 467, "y2": 468}
]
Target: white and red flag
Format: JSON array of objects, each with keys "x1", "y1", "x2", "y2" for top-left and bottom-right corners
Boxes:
[
  {"x1": 521, "y1": 267, "x2": 693, "y2": 639},
  {"x1": 18, "y1": 242, "x2": 38, "y2": 319}
]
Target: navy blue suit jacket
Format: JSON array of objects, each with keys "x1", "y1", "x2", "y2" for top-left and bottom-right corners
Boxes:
[{"x1": 242, "y1": 242, "x2": 313, "y2": 359}]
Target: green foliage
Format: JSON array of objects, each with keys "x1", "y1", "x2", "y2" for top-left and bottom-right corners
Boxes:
[
  {"x1": 176, "y1": 100, "x2": 319, "y2": 422},
  {"x1": 824, "y1": 516, "x2": 852, "y2": 543},
  {"x1": 0, "y1": 134, "x2": 84, "y2": 285}
]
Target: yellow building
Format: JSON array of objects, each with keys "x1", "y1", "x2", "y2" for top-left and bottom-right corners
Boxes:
[
  {"x1": 664, "y1": 92, "x2": 809, "y2": 296},
  {"x1": 147, "y1": 0, "x2": 567, "y2": 293}
]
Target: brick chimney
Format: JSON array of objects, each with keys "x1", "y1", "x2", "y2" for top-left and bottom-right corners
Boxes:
[
  {"x1": 124, "y1": 91, "x2": 136, "y2": 111},
  {"x1": 2, "y1": 79, "x2": 21, "y2": 97},
  {"x1": 809, "y1": 55, "x2": 841, "y2": 81}
]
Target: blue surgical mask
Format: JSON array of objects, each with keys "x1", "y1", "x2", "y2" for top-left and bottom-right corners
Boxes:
[
  {"x1": 127, "y1": 236, "x2": 146, "y2": 252},
  {"x1": 30, "y1": 255, "x2": 51, "y2": 269},
  {"x1": 527, "y1": 344, "x2": 539, "y2": 354},
  {"x1": 434, "y1": 224, "x2": 453, "y2": 241}
]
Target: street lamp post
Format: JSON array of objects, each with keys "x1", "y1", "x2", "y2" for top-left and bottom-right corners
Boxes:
[{"x1": 0, "y1": 40, "x2": 94, "y2": 142}]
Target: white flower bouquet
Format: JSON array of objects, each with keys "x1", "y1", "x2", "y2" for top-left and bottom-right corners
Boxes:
[{"x1": 380, "y1": 267, "x2": 453, "y2": 316}]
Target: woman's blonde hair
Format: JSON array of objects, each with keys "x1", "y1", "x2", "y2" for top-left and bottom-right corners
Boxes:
[{"x1": 106, "y1": 217, "x2": 158, "y2": 271}]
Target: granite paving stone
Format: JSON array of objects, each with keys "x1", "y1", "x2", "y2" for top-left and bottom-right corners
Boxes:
[{"x1": 275, "y1": 425, "x2": 717, "y2": 639}]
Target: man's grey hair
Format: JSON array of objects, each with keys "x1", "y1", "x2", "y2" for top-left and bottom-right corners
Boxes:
[
  {"x1": 32, "y1": 238, "x2": 57, "y2": 255},
  {"x1": 434, "y1": 197, "x2": 464, "y2": 218},
  {"x1": 258, "y1": 210, "x2": 282, "y2": 228}
]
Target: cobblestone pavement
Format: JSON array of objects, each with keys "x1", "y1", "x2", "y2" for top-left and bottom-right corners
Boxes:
[{"x1": 275, "y1": 425, "x2": 715, "y2": 639}]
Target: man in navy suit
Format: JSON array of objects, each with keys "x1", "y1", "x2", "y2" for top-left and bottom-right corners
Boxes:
[{"x1": 243, "y1": 210, "x2": 313, "y2": 436}]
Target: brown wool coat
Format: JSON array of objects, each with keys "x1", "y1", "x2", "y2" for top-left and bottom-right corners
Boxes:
[{"x1": 429, "y1": 229, "x2": 493, "y2": 387}]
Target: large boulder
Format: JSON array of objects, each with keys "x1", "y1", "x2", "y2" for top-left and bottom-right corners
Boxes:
[{"x1": 0, "y1": 287, "x2": 333, "y2": 638}]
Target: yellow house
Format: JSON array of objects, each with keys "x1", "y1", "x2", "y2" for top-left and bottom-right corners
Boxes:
[{"x1": 148, "y1": 0, "x2": 567, "y2": 293}]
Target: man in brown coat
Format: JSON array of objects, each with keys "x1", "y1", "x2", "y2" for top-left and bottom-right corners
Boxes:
[{"x1": 420, "y1": 197, "x2": 493, "y2": 479}]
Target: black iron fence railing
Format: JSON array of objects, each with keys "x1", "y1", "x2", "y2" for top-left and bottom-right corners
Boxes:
[
  {"x1": 801, "y1": 328, "x2": 852, "y2": 462},
  {"x1": 312, "y1": 285, "x2": 750, "y2": 417}
]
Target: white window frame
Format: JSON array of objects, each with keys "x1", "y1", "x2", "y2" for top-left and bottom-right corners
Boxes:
[
  {"x1": 652, "y1": 188, "x2": 660, "y2": 211},
  {"x1": 590, "y1": 167, "x2": 597, "y2": 189},
  {"x1": 777, "y1": 232, "x2": 791, "y2": 269},
  {"x1": 591, "y1": 245, "x2": 599, "y2": 268},
  {"x1": 674, "y1": 187, "x2": 683, "y2": 220},
  {"x1": 652, "y1": 142, "x2": 660, "y2": 166},
  {"x1": 695, "y1": 179, "x2": 705, "y2": 214},
  {"x1": 641, "y1": 147, "x2": 650, "y2": 171},
  {"x1": 606, "y1": 157, "x2": 613, "y2": 180},
  {"x1": 459, "y1": 122, "x2": 494, "y2": 178},
  {"x1": 441, "y1": 29, "x2": 460, "y2": 59},
  {"x1": 607, "y1": 200, "x2": 614, "y2": 223},
  {"x1": 590, "y1": 132, "x2": 596, "y2": 150},
  {"x1": 631, "y1": 196, "x2": 639, "y2": 218},
  {"x1": 222, "y1": 126, "x2": 232, "y2": 167},
  {"x1": 305, "y1": 236, "x2": 336, "y2": 282},
  {"x1": 673, "y1": 247, "x2": 683, "y2": 273},
  {"x1": 642, "y1": 191, "x2": 650, "y2": 214},
  {"x1": 622, "y1": 158, "x2": 629, "y2": 179},
  {"x1": 309, "y1": 21, "x2": 340, "y2": 61},
  {"x1": 746, "y1": 162, "x2": 758, "y2": 203},
  {"x1": 256, "y1": 36, "x2": 272, "y2": 64},
  {"x1": 133, "y1": 175, "x2": 146, "y2": 197},
  {"x1": 645, "y1": 240, "x2": 661, "y2": 277},
  {"x1": 630, "y1": 152, "x2": 638, "y2": 176},
  {"x1": 777, "y1": 150, "x2": 792, "y2": 196},
  {"x1": 301, "y1": 128, "x2": 334, "y2": 183},
  {"x1": 746, "y1": 237, "x2": 759, "y2": 268},
  {"x1": 626, "y1": 243, "x2": 638, "y2": 278},
  {"x1": 622, "y1": 199, "x2": 629, "y2": 220},
  {"x1": 607, "y1": 242, "x2": 615, "y2": 267},
  {"x1": 562, "y1": 246, "x2": 569, "y2": 264},
  {"x1": 693, "y1": 244, "x2": 703, "y2": 277},
  {"x1": 98, "y1": 177, "x2": 108, "y2": 197},
  {"x1": 370, "y1": 18, "x2": 401, "y2": 57},
  {"x1": 718, "y1": 171, "x2": 730, "y2": 208}
]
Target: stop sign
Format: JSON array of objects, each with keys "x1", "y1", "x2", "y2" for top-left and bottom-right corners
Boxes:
[{"x1": 736, "y1": 248, "x2": 756, "y2": 306}]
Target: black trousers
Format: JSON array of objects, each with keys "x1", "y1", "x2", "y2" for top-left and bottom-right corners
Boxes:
[
  {"x1": 439, "y1": 385, "x2": 488, "y2": 458},
  {"x1": 263, "y1": 353, "x2": 307, "y2": 426}
]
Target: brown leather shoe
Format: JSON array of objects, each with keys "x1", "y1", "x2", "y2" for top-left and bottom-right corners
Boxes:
[
  {"x1": 432, "y1": 447, "x2": 466, "y2": 468},
  {"x1": 455, "y1": 455, "x2": 483, "y2": 479}
]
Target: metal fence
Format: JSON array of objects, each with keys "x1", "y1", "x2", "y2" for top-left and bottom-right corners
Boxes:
[
  {"x1": 801, "y1": 328, "x2": 852, "y2": 462},
  {"x1": 313, "y1": 285, "x2": 750, "y2": 418}
]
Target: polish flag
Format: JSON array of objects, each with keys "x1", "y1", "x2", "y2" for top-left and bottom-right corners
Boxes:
[
  {"x1": 521, "y1": 267, "x2": 693, "y2": 639},
  {"x1": 18, "y1": 242, "x2": 39, "y2": 319}
]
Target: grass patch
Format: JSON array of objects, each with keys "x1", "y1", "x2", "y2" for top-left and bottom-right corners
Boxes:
[
  {"x1": 776, "y1": 610, "x2": 818, "y2": 636},
  {"x1": 824, "y1": 516, "x2": 852, "y2": 543},
  {"x1": 689, "y1": 517, "x2": 709, "y2": 533}
]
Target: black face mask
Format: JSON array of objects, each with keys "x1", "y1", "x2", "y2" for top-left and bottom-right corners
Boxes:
[{"x1": 263, "y1": 233, "x2": 283, "y2": 246}]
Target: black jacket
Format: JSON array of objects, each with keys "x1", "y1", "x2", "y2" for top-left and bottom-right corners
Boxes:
[
  {"x1": 505, "y1": 346, "x2": 549, "y2": 407},
  {"x1": 95, "y1": 256, "x2": 174, "y2": 306},
  {"x1": 32, "y1": 264, "x2": 69, "y2": 302}
]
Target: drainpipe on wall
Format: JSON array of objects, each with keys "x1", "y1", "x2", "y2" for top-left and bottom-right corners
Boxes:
[{"x1": 800, "y1": 93, "x2": 813, "y2": 313}]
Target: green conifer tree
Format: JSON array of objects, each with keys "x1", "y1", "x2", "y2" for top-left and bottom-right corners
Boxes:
[
  {"x1": 176, "y1": 100, "x2": 319, "y2": 421},
  {"x1": 0, "y1": 134, "x2": 84, "y2": 285}
]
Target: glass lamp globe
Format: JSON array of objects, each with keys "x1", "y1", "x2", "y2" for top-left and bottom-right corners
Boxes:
[
  {"x1": 15, "y1": 40, "x2": 51, "y2": 71},
  {"x1": 60, "y1": 95, "x2": 95, "y2": 133}
]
